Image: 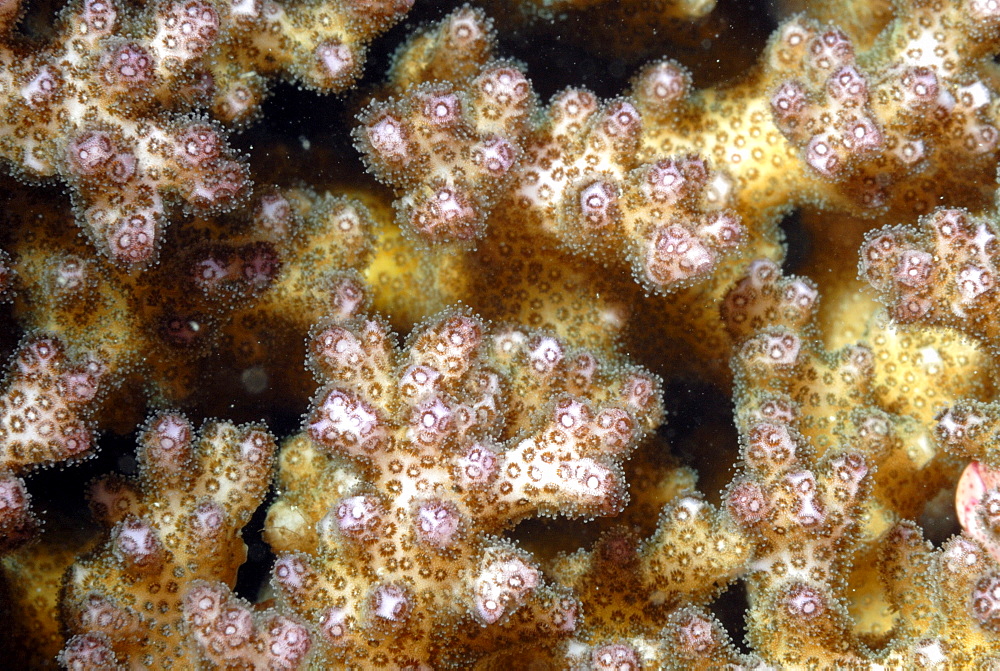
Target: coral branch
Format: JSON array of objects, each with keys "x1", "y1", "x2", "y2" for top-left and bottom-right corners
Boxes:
[
  {"x1": 264, "y1": 308, "x2": 661, "y2": 666},
  {"x1": 60, "y1": 413, "x2": 276, "y2": 667}
]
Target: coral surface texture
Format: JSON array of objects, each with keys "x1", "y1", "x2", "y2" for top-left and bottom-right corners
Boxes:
[{"x1": 6, "y1": 0, "x2": 1000, "y2": 668}]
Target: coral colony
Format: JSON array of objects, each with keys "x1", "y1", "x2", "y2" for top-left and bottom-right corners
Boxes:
[{"x1": 7, "y1": 0, "x2": 1000, "y2": 667}]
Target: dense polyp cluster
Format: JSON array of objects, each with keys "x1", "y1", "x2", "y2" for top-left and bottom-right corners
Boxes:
[
  {"x1": 726, "y1": 260, "x2": 971, "y2": 524},
  {"x1": 724, "y1": 271, "x2": 875, "y2": 661},
  {"x1": 769, "y1": 22, "x2": 911, "y2": 193},
  {"x1": 862, "y1": 207, "x2": 1000, "y2": 348},
  {"x1": 728, "y1": 266, "x2": 875, "y2": 453},
  {"x1": 0, "y1": 0, "x2": 411, "y2": 265},
  {"x1": 0, "y1": 335, "x2": 105, "y2": 554},
  {"x1": 508, "y1": 495, "x2": 754, "y2": 668},
  {"x1": 356, "y1": 8, "x2": 534, "y2": 244},
  {"x1": 871, "y1": 523, "x2": 1000, "y2": 665},
  {"x1": 356, "y1": 63, "x2": 532, "y2": 243},
  {"x1": 721, "y1": 258, "x2": 818, "y2": 344},
  {"x1": 772, "y1": 0, "x2": 1000, "y2": 212},
  {"x1": 0, "y1": 336, "x2": 105, "y2": 474},
  {"x1": 631, "y1": 0, "x2": 1000, "y2": 237},
  {"x1": 713, "y1": 257, "x2": 1000, "y2": 664},
  {"x1": 263, "y1": 309, "x2": 662, "y2": 666},
  {"x1": 355, "y1": 6, "x2": 747, "y2": 292},
  {"x1": 203, "y1": 0, "x2": 414, "y2": 120},
  {"x1": 733, "y1": 411, "x2": 873, "y2": 666},
  {"x1": 0, "y1": 0, "x2": 250, "y2": 266},
  {"x1": 60, "y1": 413, "x2": 277, "y2": 667},
  {"x1": 513, "y1": 94, "x2": 745, "y2": 293},
  {"x1": 183, "y1": 581, "x2": 313, "y2": 670},
  {"x1": 10, "y1": 0, "x2": 1000, "y2": 666}
]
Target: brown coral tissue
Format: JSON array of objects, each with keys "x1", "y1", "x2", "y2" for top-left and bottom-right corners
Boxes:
[{"x1": 7, "y1": 0, "x2": 1000, "y2": 667}]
